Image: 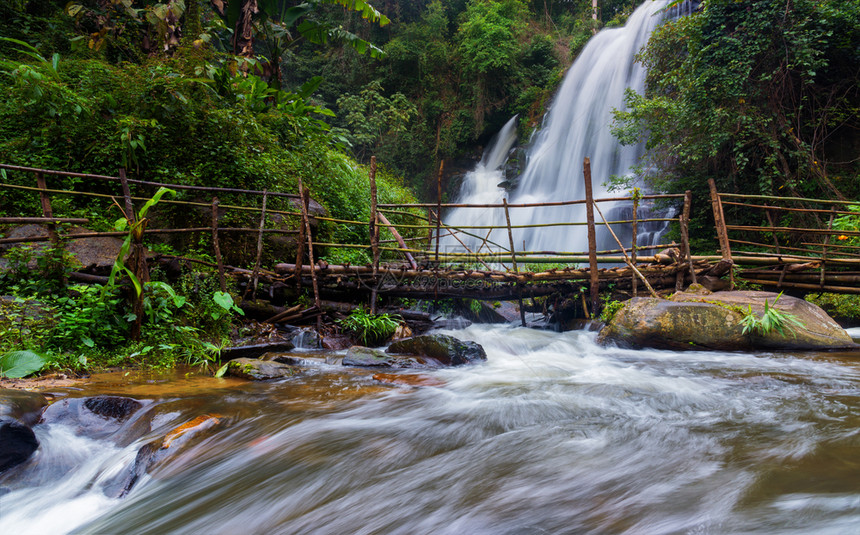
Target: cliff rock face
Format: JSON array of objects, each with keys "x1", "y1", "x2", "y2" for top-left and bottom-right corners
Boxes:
[{"x1": 598, "y1": 290, "x2": 857, "y2": 351}]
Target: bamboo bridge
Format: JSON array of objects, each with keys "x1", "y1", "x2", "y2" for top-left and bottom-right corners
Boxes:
[{"x1": 1, "y1": 160, "x2": 858, "y2": 326}]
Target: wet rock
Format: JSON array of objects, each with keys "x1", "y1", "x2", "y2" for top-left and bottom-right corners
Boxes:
[
  {"x1": 322, "y1": 333, "x2": 353, "y2": 350},
  {"x1": 39, "y1": 396, "x2": 148, "y2": 443},
  {"x1": 0, "y1": 418, "x2": 39, "y2": 472},
  {"x1": 372, "y1": 373, "x2": 445, "y2": 388},
  {"x1": 226, "y1": 358, "x2": 300, "y2": 380},
  {"x1": 343, "y1": 346, "x2": 432, "y2": 368},
  {"x1": 387, "y1": 334, "x2": 487, "y2": 366},
  {"x1": 598, "y1": 291, "x2": 858, "y2": 351},
  {"x1": 0, "y1": 389, "x2": 48, "y2": 426},
  {"x1": 109, "y1": 414, "x2": 222, "y2": 498},
  {"x1": 290, "y1": 328, "x2": 321, "y2": 349},
  {"x1": 221, "y1": 340, "x2": 295, "y2": 360},
  {"x1": 432, "y1": 318, "x2": 472, "y2": 330}
]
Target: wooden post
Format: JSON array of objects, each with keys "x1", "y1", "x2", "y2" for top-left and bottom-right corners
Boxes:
[
  {"x1": 35, "y1": 172, "x2": 58, "y2": 245},
  {"x1": 211, "y1": 197, "x2": 227, "y2": 293},
  {"x1": 369, "y1": 156, "x2": 380, "y2": 313},
  {"x1": 120, "y1": 169, "x2": 149, "y2": 340},
  {"x1": 302, "y1": 188, "x2": 322, "y2": 330},
  {"x1": 427, "y1": 207, "x2": 434, "y2": 259},
  {"x1": 583, "y1": 158, "x2": 600, "y2": 317},
  {"x1": 680, "y1": 190, "x2": 697, "y2": 286},
  {"x1": 435, "y1": 160, "x2": 444, "y2": 265},
  {"x1": 503, "y1": 198, "x2": 526, "y2": 327},
  {"x1": 631, "y1": 192, "x2": 639, "y2": 297},
  {"x1": 245, "y1": 189, "x2": 267, "y2": 300},
  {"x1": 294, "y1": 180, "x2": 307, "y2": 289},
  {"x1": 708, "y1": 178, "x2": 734, "y2": 288},
  {"x1": 821, "y1": 207, "x2": 835, "y2": 288}
]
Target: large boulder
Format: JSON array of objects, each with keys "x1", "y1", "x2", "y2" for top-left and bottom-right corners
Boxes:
[
  {"x1": 343, "y1": 346, "x2": 434, "y2": 369},
  {"x1": 598, "y1": 290, "x2": 857, "y2": 351},
  {"x1": 387, "y1": 334, "x2": 487, "y2": 366}
]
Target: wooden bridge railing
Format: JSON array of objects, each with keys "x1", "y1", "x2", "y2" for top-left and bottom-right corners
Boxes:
[{"x1": 709, "y1": 178, "x2": 860, "y2": 294}]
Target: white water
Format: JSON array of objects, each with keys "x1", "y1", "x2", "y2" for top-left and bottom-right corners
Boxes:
[
  {"x1": 2, "y1": 324, "x2": 859, "y2": 534},
  {"x1": 444, "y1": 0, "x2": 683, "y2": 256}
]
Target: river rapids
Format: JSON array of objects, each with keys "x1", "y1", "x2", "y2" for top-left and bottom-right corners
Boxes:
[{"x1": 2, "y1": 325, "x2": 859, "y2": 534}]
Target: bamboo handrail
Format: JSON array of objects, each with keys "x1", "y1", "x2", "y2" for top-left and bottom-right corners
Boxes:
[
  {"x1": 0, "y1": 163, "x2": 300, "y2": 199},
  {"x1": 378, "y1": 193, "x2": 684, "y2": 209},
  {"x1": 719, "y1": 192, "x2": 860, "y2": 207},
  {"x1": 727, "y1": 238, "x2": 860, "y2": 259},
  {"x1": 721, "y1": 201, "x2": 859, "y2": 217},
  {"x1": 726, "y1": 224, "x2": 860, "y2": 237}
]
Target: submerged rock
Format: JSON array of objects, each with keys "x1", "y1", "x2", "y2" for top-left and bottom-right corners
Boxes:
[
  {"x1": 108, "y1": 414, "x2": 222, "y2": 498},
  {"x1": 0, "y1": 418, "x2": 39, "y2": 473},
  {"x1": 387, "y1": 334, "x2": 487, "y2": 366},
  {"x1": 343, "y1": 346, "x2": 433, "y2": 368},
  {"x1": 0, "y1": 389, "x2": 48, "y2": 427},
  {"x1": 40, "y1": 395, "x2": 149, "y2": 444},
  {"x1": 598, "y1": 290, "x2": 857, "y2": 351},
  {"x1": 226, "y1": 358, "x2": 300, "y2": 380}
]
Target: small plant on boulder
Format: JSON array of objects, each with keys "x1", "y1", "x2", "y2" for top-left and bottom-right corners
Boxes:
[
  {"x1": 739, "y1": 292, "x2": 805, "y2": 338},
  {"x1": 337, "y1": 307, "x2": 401, "y2": 346}
]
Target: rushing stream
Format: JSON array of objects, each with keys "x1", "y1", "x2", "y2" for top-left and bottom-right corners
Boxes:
[{"x1": 2, "y1": 325, "x2": 859, "y2": 534}]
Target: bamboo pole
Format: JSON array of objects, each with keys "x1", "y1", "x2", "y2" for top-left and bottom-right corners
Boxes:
[
  {"x1": 435, "y1": 160, "x2": 444, "y2": 265},
  {"x1": 739, "y1": 279, "x2": 860, "y2": 295},
  {"x1": 35, "y1": 172, "x2": 59, "y2": 246},
  {"x1": 680, "y1": 191, "x2": 697, "y2": 286},
  {"x1": 717, "y1": 192, "x2": 860, "y2": 207},
  {"x1": 302, "y1": 187, "x2": 322, "y2": 330},
  {"x1": 821, "y1": 208, "x2": 835, "y2": 288},
  {"x1": 211, "y1": 197, "x2": 227, "y2": 293},
  {"x1": 377, "y1": 193, "x2": 685, "y2": 209},
  {"x1": 725, "y1": 225, "x2": 860, "y2": 237},
  {"x1": 294, "y1": 180, "x2": 307, "y2": 289},
  {"x1": 583, "y1": 158, "x2": 601, "y2": 316},
  {"x1": 245, "y1": 189, "x2": 267, "y2": 300},
  {"x1": 593, "y1": 203, "x2": 660, "y2": 298},
  {"x1": 0, "y1": 163, "x2": 301, "y2": 199},
  {"x1": 720, "y1": 200, "x2": 859, "y2": 216},
  {"x1": 504, "y1": 198, "x2": 526, "y2": 327},
  {"x1": 709, "y1": 178, "x2": 734, "y2": 288},
  {"x1": 377, "y1": 212, "x2": 419, "y2": 270},
  {"x1": 631, "y1": 193, "x2": 639, "y2": 296},
  {"x1": 369, "y1": 156, "x2": 380, "y2": 313}
]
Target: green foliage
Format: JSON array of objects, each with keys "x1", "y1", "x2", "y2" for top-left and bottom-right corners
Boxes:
[
  {"x1": 739, "y1": 292, "x2": 805, "y2": 338},
  {"x1": 805, "y1": 293, "x2": 860, "y2": 325},
  {"x1": 337, "y1": 307, "x2": 401, "y2": 346},
  {"x1": 337, "y1": 80, "x2": 417, "y2": 159},
  {"x1": 599, "y1": 299, "x2": 625, "y2": 323},
  {"x1": 613, "y1": 0, "x2": 860, "y2": 238},
  {"x1": 0, "y1": 350, "x2": 48, "y2": 378},
  {"x1": 832, "y1": 205, "x2": 860, "y2": 248}
]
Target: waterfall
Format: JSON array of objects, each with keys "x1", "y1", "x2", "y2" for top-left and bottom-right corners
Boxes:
[{"x1": 443, "y1": 0, "x2": 686, "y2": 259}]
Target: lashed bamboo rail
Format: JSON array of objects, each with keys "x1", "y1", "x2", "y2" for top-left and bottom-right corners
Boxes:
[{"x1": 4, "y1": 161, "x2": 858, "y2": 308}]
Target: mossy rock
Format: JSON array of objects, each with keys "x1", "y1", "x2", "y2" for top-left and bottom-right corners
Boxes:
[
  {"x1": 597, "y1": 291, "x2": 857, "y2": 351},
  {"x1": 226, "y1": 358, "x2": 300, "y2": 381}
]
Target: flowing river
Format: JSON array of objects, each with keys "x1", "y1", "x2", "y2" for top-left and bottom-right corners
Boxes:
[{"x1": 2, "y1": 325, "x2": 859, "y2": 534}]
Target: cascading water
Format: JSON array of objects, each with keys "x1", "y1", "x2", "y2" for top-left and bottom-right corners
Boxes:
[
  {"x1": 444, "y1": 0, "x2": 690, "y2": 256},
  {"x1": 2, "y1": 326, "x2": 858, "y2": 534}
]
